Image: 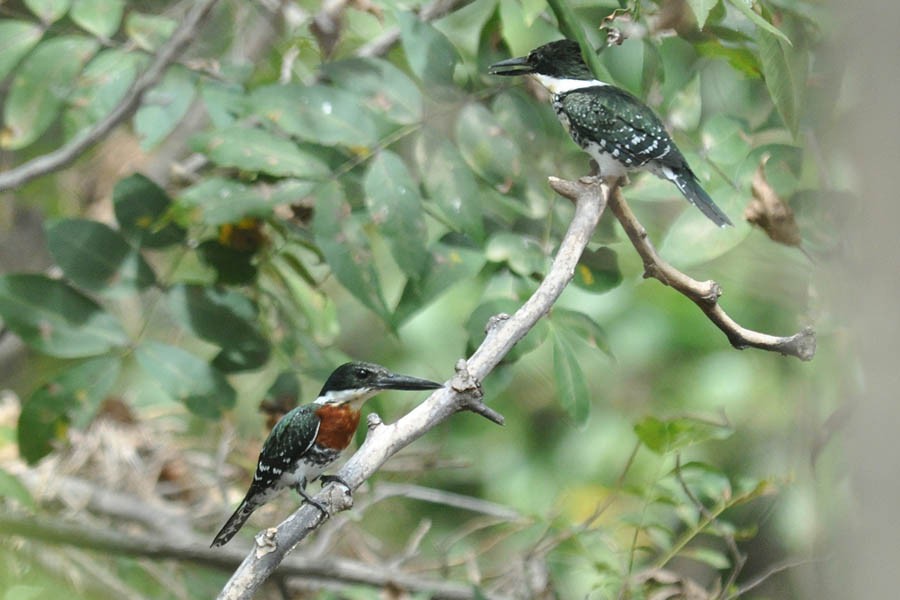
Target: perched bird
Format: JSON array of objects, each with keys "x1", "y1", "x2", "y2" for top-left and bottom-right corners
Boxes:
[
  {"x1": 211, "y1": 361, "x2": 442, "y2": 547},
  {"x1": 489, "y1": 39, "x2": 732, "y2": 227}
]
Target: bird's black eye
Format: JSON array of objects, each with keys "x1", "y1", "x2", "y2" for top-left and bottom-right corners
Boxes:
[{"x1": 354, "y1": 367, "x2": 372, "y2": 379}]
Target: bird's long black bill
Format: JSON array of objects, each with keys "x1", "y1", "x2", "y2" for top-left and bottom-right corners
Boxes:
[
  {"x1": 488, "y1": 56, "x2": 533, "y2": 76},
  {"x1": 375, "y1": 373, "x2": 443, "y2": 391}
]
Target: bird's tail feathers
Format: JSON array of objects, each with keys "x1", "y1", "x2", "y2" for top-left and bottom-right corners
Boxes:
[
  {"x1": 211, "y1": 496, "x2": 261, "y2": 547},
  {"x1": 668, "y1": 169, "x2": 733, "y2": 228}
]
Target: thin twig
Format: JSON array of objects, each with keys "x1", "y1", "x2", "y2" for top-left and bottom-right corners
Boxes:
[
  {"x1": 607, "y1": 187, "x2": 816, "y2": 361},
  {"x1": 0, "y1": 0, "x2": 221, "y2": 192},
  {"x1": 217, "y1": 176, "x2": 611, "y2": 599}
]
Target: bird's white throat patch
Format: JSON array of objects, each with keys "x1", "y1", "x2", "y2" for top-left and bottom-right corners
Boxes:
[
  {"x1": 533, "y1": 73, "x2": 606, "y2": 95},
  {"x1": 315, "y1": 388, "x2": 377, "y2": 407}
]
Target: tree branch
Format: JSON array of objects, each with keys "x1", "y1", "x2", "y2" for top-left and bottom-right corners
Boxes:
[
  {"x1": 607, "y1": 186, "x2": 816, "y2": 361},
  {"x1": 217, "y1": 175, "x2": 611, "y2": 599},
  {"x1": 0, "y1": 0, "x2": 221, "y2": 193}
]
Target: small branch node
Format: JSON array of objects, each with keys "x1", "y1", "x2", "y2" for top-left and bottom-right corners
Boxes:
[
  {"x1": 254, "y1": 528, "x2": 278, "y2": 558},
  {"x1": 484, "y1": 313, "x2": 509, "y2": 335},
  {"x1": 366, "y1": 413, "x2": 383, "y2": 430}
]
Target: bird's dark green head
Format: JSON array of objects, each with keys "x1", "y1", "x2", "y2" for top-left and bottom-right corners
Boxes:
[
  {"x1": 317, "y1": 361, "x2": 442, "y2": 406},
  {"x1": 489, "y1": 39, "x2": 594, "y2": 80}
]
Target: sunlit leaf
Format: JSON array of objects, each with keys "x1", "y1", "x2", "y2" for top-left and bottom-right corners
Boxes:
[
  {"x1": 0, "y1": 21, "x2": 43, "y2": 82},
  {"x1": 485, "y1": 232, "x2": 545, "y2": 276},
  {"x1": 46, "y1": 219, "x2": 156, "y2": 293},
  {"x1": 167, "y1": 284, "x2": 270, "y2": 373},
  {"x1": 70, "y1": 0, "x2": 124, "y2": 38},
  {"x1": 726, "y1": 0, "x2": 791, "y2": 45},
  {"x1": 686, "y1": 0, "x2": 720, "y2": 29},
  {"x1": 125, "y1": 12, "x2": 176, "y2": 52},
  {"x1": 552, "y1": 330, "x2": 590, "y2": 425},
  {"x1": 18, "y1": 356, "x2": 120, "y2": 464},
  {"x1": 135, "y1": 342, "x2": 236, "y2": 418},
  {"x1": 364, "y1": 151, "x2": 429, "y2": 279},
  {"x1": 0, "y1": 469, "x2": 34, "y2": 508},
  {"x1": 1, "y1": 36, "x2": 99, "y2": 149},
  {"x1": 178, "y1": 177, "x2": 316, "y2": 227},
  {"x1": 634, "y1": 416, "x2": 734, "y2": 455},
  {"x1": 134, "y1": 65, "x2": 195, "y2": 149},
  {"x1": 66, "y1": 48, "x2": 146, "y2": 139},
  {"x1": 251, "y1": 83, "x2": 378, "y2": 147},
  {"x1": 23, "y1": 0, "x2": 70, "y2": 23},
  {"x1": 323, "y1": 58, "x2": 423, "y2": 125},
  {"x1": 113, "y1": 173, "x2": 186, "y2": 248},
  {"x1": 193, "y1": 125, "x2": 330, "y2": 178},
  {"x1": 397, "y1": 10, "x2": 460, "y2": 86},
  {"x1": 0, "y1": 274, "x2": 128, "y2": 358}
]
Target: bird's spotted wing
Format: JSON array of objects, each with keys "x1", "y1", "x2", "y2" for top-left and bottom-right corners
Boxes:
[
  {"x1": 251, "y1": 404, "x2": 320, "y2": 491},
  {"x1": 559, "y1": 86, "x2": 686, "y2": 170}
]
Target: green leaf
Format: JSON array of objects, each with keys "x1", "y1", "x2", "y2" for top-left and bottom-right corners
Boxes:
[
  {"x1": 465, "y1": 298, "x2": 547, "y2": 362},
  {"x1": 251, "y1": 83, "x2": 378, "y2": 148},
  {"x1": 18, "y1": 356, "x2": 120, "y2": 464},
  {"x1": 323, "y1": 58, "x2": 423, "y2": 125},
  {"x1": 701, "y1": 114, "x2": 751, "y2": 166},
  {"x1": 1, "y1": 36, "x2": 99, "y2": 149},
  {"x1": 113, "y1": 173, "x2": 186, "y2": 248},
  {"x1": 70, "y1": 0, "x2": 124, "y2": 38},
  {"x1": 135, "y1": 342, "x2": 236, "y2": 418},
  {"x1": 4, "y1": 585, "x2": 46, "y2": 600},
  {"x1": 572, "y1": 247, "x2": 622, "y2": 294},
  {"x1": 262, "y1": 371, "x2": 300, "y2": 413},
  {"x1": 65, "y1": 48, "x2": 147, "y2": 139},
  {"x1": 686, "y1": 0, "x2": 719, "y2": 29},
  {"x1": 485, "y1": 232, "x2": 545, "y2": 276},
  {"x1": 0, "y1": 21, "x2": 43, "y2": 82},
  {"x1": 178, "y1": 177, "x2": 316, "y2": 226},
  {"x1": 125, "y1": 12, "x2": 177, "y2": 52},
  {"x1": 193, "y1": 125, "x2": 330, "y2": 178},
  {"x1": 414, "y1": 131, "x2": 485, "y2": 242},
  {"x1": 364, "y1": 151, "x2": 429, "y2": 279},
  {"x1": 167, "y1": 284, "x2": 270, "y2": 373},
  {"x1": 498, "y1": 0, "x2": 561, "y2": 59},
  {"x1": 134, "y1": 65, "x2": 195, "y2": 149},
  {"x1": 0, "y1": 274, "x2": 128, "y2": 358},
  {"x1": 201, "y1": 80, "x2": 247, "y2": 129},
  {"x1": 552, "y1": 330, "x2": 590, "y2": 425},
  {"x1": 634, "y1": 416, "x2": 734, "y2": 455},
  {"x1": 726, "y1": 0, "x2": 791, "y2": 45},
  {"x1": 394, "y1": 238, "x2": 487, "y2": 324},
  {"x1": 397, "y1": 10, "x2": 460, "y2": 86},
  {"x1": 550, "y1": 309, "x2": 612, "y2": 357},
  {"x1": 23, "y1": 0, "x2": 71, "y2": 23},
  {"x1": 46, "y1": 219, "x2": 156, "y2": 293},
  {"x1": 757, "y1": 25, "x2": 799, "y2": 135},
  {"x1": 456, "y1": 103, "x2": 521, "y2": 188},
  {"x1": 312, "y1": 182, "x2": 391, "y2": 322},
  {"x1": 198, "y1": 240, "x2": 257, "y2": 285},
  {"x1": 0, "y1": 468, "x2": 35, "y2": 508},
  {"x1": 681, "y1": 547, "x2": 731, "y2": 569}
]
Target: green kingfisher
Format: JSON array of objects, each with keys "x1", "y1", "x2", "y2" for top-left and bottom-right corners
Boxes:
[
  {"x1": 489, "y1": 39, "x2": 732, "y2": 228},
  {"x1": 210, "y1": 361, "x2": 442, "y2": 547}
]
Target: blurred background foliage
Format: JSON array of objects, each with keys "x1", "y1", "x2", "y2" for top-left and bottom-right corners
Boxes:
[{"x1": 0, "y1": 0, "x2": 850, "y2": 598}]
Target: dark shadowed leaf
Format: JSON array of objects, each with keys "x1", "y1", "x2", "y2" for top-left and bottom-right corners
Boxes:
[
  {"x1": 135, "y1": 342, "x2": 236, "y2": 418},
  {"x1": 70, "y1": 0, "x2": 124, "y2": 38},
  {"x1": 134, "y1": 65, "x2": 195, "y2": 149},
  {"x1": 456, "y1": 103, "x2": 521, "y2": 188},
  {"x1": 312, "y1": 182, "x2": 391, "y2": 322},
  {"x1": 634, "y1": 416, "x2": 734, "y2": 455},
  {"x1": 113, "y1": 173, "x2": 186, "y2": 248},
  {"x1": 17, "y1": 356, "x2": 120, "y2": 464},
  {"x1": 192, "y1": 125, "x2": 330, "y2": 178},
  {"x1": 552, "y1": 330, "x2": 590, "y2": 426},
  {"x1": 0, "y1": 21, "x2": 43, "y2": 81},
  {"x1": 323, "y1": 57, "x2": 423, "y2": 125},
  {"x1": 167, "y1": 284, "x2": 270, "y2": 372},
  {"x1": 364, "y1": 151, "x2": 429, "y2": 279},
  {"x1": 251, "y1": 83, "x2": 378, "y2": 148},
  {"x1": 198, "y1": 240, "x2": 258, "y2": 285},
  {"x1": 573, "y1": 247, "x2": 622, "y2": 294},
  {"x1": 397, "y1": 10, "x2": 459, "y2": 86},
  {"x1": 46, "y1": 219, "x2": 156, "y2": 293},
  {"x1": 0, "y1": 274, "x2": 128, "y2": 357},
  {"x1": 1, "y1": 36, "x2": 99, "y2": 149},
  {"x1": 394, "y1": 238, "x2": 487, "y2": 324}
]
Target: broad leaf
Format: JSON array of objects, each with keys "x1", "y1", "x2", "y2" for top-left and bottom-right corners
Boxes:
[
  {"x1": 0, "y1": 21, "x2": 43, "y2": 81},
  {"x1": 18, "y1": 356, "x2": 121, "y2": 464},
  {"x1": 46, "y1": 218, "x2": 156, "y2": 293},
  {"x1": 1, "y1": 36, "x2": 99, "y2": 149},
  {"x1": 134, "y1": 65, "x2": 195, "y2": 149},
  {"x1": 125, "y1": 12, "x2": 176, "y2": 52},
  {"x1": 550, "y1": 308, "x2": 612, "y2": 357},
  {"x1": 686, "y1": 0, "x2": 719, "y2": 29},
  {"x1": 397, "y1": 10, "x2": 460, "y2": 86},
  {"x1": 178, "y1": 177, "x2": 316, "y2": 226},
  {"x1": 485, "y1": 232, "x2": 545, "y2": 276},
  {"x1": 552, "y1": 330, "x2": 590, "y2": 426},
  {"x1": 364, "y1": 151, "x2": 429, "y2": 279},
  {"x1": 66, "y1": 48, "x2": 147, "y2": 139},
  {"x1": 23, "y1": 0, "x2": 70, "y2": 23},
  {"x1": 167, "y1": 284, "x2": 270, "y2": 372},
  {"x1": 312, "y1": 182, "x2": 391, "y2": 322},
  {"x1": 634, "y1": 416, "x2": 734, "y2": 455},
  {"x1": 465, "y1": 298, "x2": 547, "y2": 362},
  {"x1": 456, "y1": 103, "x2": 521, "y2": 188},
  {"x1": 0, "y1": 469, "x2": 34, "y2": 508},
  {"x1": 71, "y1": 0, "x2": 124, "y2": 38},
  {"x1": 198, "y1": 240, "x2": 257, "y2": 285},
  {"x1": 757, "y1": 25, "x2": 800, "y2": 135},
  {"x1": 572, "y1": 247, "x2": 622, "y2": 294},
  {"x1": 324, "y1": 58, "x2": 423, "y2": 125},
  {"x1": 726, "y1": 0, "x2": 791, "y2": 45},
  {"x1": 0, "y1": 274, "x2": 128, "y2": 357},
  {"x1": 113, "y1": 173, "x2": 186, "y2": 248},
  {"x1": 251, "y1": 83, "x2": 378, "y2": 148},
  {"x1": 135, "y1": 342, "x2": 236, "y2": 418},
  {"x1": 193, "y1": 125, "x2": 330, "y2": 178}
]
